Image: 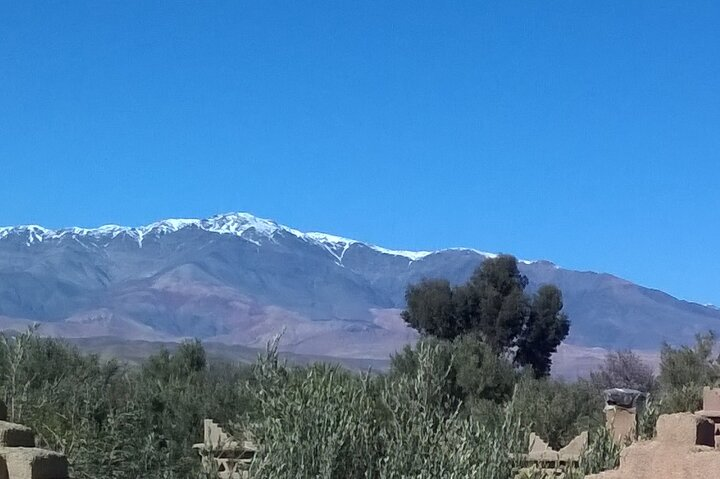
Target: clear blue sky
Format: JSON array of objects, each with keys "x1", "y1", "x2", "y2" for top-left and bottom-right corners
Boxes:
[{"x1": 1, "y1": 2, "x2": 719, "y2": 305}]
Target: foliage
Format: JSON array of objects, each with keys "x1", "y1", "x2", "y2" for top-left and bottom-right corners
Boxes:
[
  {"x1": 0, "y1": 329, "x2": 637, "y2": 479},
  {"x1": 513, "y1": 374, "x2": 603, "y2": 450},
  {"x1": 402, "y1": 255, "x2": 569, "y2": 377},
  {"x1": 658, "y1": 332, "x2": 720, "y2": 413},
  {"x1": 637, "y1": 396, "x2": 660, "y2": 440},
  {"x1": 0, "y1": 329, "x2": 254, "y2": 479},
  {"x1": 515, "y1": 285, "x2": 570, "y2": 378},
  {"x1": 464, "y1": 254, "x2": 530, "y2": 352},
  {"x1": 390, "y1": 335, "x2": 517, "y2": 410},
  {"x1": 244, "y1": 341, "x2": 527, "y2": 479},
  {"x1": 589, "y1": 350, "x2": 657, "y2": 393},
  {"x1": 452, "y1": 334, "x2": 518, "y2": 406},
  {"x1": 576, "y1": 425, "x2": 623, "y2": 475},
  {"x1": 402, "y1": 279, "x2": 459, "y2": 340}
]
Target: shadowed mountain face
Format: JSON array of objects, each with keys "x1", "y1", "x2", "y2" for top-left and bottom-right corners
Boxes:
[{"x1": 0, "y1": 213, "x2": 718, "y2": 360}]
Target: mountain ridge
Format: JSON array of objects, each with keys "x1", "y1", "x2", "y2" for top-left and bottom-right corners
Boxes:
[
  {"x1": 0, "y1": 212, "x2": 717, "y2": 360},
  {"x1": 0, "y1": 212, "x2": 537, "y2": 264}
]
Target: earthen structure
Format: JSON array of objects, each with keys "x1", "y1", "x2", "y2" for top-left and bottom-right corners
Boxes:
[
  {"x1": 588, "y1": 387, "x2": 720, "y2": 478},
  {"x1": 516, "y1": 431, "x2": 588, "y2": 477},
  {"x1": 0, "y1": 402, "x2": 69, "y2": 479},
  {"x1": 193, "y1": 420, "x2": 256, "y2": 479}
]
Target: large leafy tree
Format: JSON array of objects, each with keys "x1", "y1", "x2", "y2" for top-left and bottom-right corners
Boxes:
[
  {"x1": 401, "y1": 255, "x2": 570, "y2": 377},
  {"x1": 402, "y1": 279, "x2": 458, "y2": 340},
  {"x1": 465, "y1": 254, "x2": 529, "y2": 352},
  {"x1": 515, "y1": 285, "x2": 570, "y2": 377}
]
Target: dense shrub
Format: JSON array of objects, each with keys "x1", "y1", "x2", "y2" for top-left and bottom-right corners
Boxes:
[
  {"x1": 589, "y1": 350, "x2": 657, "y2": 394},
  {"x1": 0, "y1": 329, "x2": 638, "y2": 478},
  {"x1": 390, "y1": 335, "x2": 517, "y2": 410},
  {"x1": 244, "y1": 341, "x2": 527, "y2": 479},
  {"x1": 0, "y1": 329, "x2": 254, "y2": 478},
  {"x1": 513, "y1": 374, "x2": 603, "y2": 450},
  {"x1": 657, "y1": 332, "x2": 720, "y2": 413}
]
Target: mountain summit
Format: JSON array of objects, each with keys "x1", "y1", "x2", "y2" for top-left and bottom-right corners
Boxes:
[
  {"x1": 0, "y1": 212, "x2": 717, "y2": 359},
  {"x1": 0, "y1": 212, "x2": 475, "y2": 261}
]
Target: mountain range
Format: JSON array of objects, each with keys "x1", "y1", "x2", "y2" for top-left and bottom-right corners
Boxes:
[{"x1": 0, "y1": 212, "x2": 717, "y2": 369}]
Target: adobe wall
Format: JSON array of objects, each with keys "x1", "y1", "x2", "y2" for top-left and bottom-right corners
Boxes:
[
  {"x1": 587, "y1": 413, "x2": 720, "y2": 479},
  {"x1": 0, "y1": 402, "x2": 69, "y2": 479},
  {"x1": 194, "y1": 420, "x2": 256, "y2": 479}
]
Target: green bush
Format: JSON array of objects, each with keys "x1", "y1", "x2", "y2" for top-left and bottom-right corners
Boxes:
[
  {"x1": 658, "y1": 332, "x2": 720, "y2": 412},
  {"x1": 513, "y1": 374, "x2": 603, "y2": 450},
  {"x1": 0, "y1": 329, "x2": 253, "y2": 478},
  {"x1": 243, "y1": 341, "x2": 527, "y2": 479},
  {"x1": 575, "y1": 425, "x2": 622, "y2": 475},
  {"x1": 0, "y1": 329, "x2": 628, "y2": 478}
]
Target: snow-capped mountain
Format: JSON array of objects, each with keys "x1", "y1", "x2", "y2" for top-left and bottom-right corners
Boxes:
[
  {"x1": 0, "y1": 212, "x2": 718, "y2": 360},
  {"x1": 0, "y1": 212, "x2": 442, "y2": 259}
]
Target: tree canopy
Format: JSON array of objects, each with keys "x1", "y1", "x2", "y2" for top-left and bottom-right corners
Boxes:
[{"x1": 401, "y1": 254, "x2": 570, "y2": 377}]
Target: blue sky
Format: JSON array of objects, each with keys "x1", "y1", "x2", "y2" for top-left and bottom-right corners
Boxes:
[{"x1": 1, "y1": 2, "x2": 719, "y2": 305}]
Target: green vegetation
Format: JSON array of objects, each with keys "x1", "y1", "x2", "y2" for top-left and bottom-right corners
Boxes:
[
  {"x1": 0, "y1": 328, "x2": 621, "y2": 478},
  {"x1": 244, "y1": 341, "x2": 526, "y2": 479},
  {"x1": 658, "y1": 332, "x2": 720, "y2": 413},
  {"x1": 402, "y1": 255, "x2": 569, "y2": 377},
  {"x1": 0, "y1": 264, "x2": 718, "y2": 477},
  {"x1": 0, "y1": 327, "x2": 600, "y2": 478},
  {"x1": 0, "y1": 329, "x2": 254, "y2": 478}
]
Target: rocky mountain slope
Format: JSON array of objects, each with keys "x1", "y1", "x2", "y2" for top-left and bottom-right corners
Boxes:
[{"x1": 0, "y1": 212, "x2": 717, "y2": 360}]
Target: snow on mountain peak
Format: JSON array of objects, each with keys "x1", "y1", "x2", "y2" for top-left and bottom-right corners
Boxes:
[
  {"x1": 203, "y1": 212, "x2": 303, "y2": 238},
  {"x1": 369, "y1": 246, "x2": 433, "y2": 261},
  {"x1": 1, "y1": 213, "x2": 309, "y2": 249},
  {"x1": 0, "y1": 212, "x2": 516, "y2": 263},
  {"x1": 0, "y1": 225, "x2": 52, "y2": 245},
  {"x1": 304, "y1": 232, "x2": 358, "y2": 263}
]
